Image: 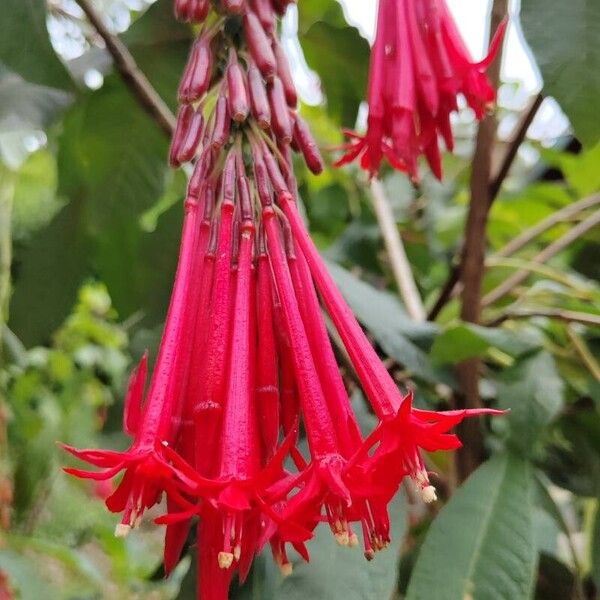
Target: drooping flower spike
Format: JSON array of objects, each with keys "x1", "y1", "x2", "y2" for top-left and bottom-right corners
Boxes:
[
  {"x1": 336, "y1": 0, "x2": 507, "y2": 181},
  {"x1": 62, "y1": 2, "x2": 507, "y2": 598}
]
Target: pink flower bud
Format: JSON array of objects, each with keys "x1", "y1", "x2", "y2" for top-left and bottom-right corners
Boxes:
[
  {"x1": 177, "y1": 108, "x2": 205, "y2": 164},
  {"x1": 189, "y1": 0, "x2": 209, "y2": 22},
  {"x1": 174, "y1": 0, "x2": 191, "y2": 21},
  {"x1": 244, "y1": 13, "x2": 277, "y2": 79},
  {"x1": 169, "y1": 104, "x2": 193, "y2": 167},
  {"x1": 226, "y1": 50, "x2": 249, "y2": 122},
  {"x1": 211, "y1": 92, "x2": 231, "y2": 149},
  {"x1": 272, "y1": 38, "x2": 297, "y2": 107},
  {"x1": 178, "y1": 34, "x2": 213, "y2": 104},
  {"x1": 293, "y1": 115, "x2": 324, "y2": 174},
  {"x1": 222, "y1": 0, "x2": 245, "y2": 13},
  {"x1": 248, "y1": 63, "x2": 271, "y2": 129},
  {"x1": 250, "y1": 0, "x2": 275, "y2": 33},
  {"x1": 268, "y1": 76, "x2": 292, "y2": 143}
]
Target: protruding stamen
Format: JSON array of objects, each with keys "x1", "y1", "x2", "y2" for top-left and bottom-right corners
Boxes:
[
  {"x1": 233, "y1": 545, "x2": 242, "y2": 561},
  {"x1": 422, "y1": 485, "x2": 438, "y2": 504},
  {"x1": 218, "y1": 552, "x2": 234, "y2": 569},
  {"x1": 115, "y1": 523, "x2": 131, "y2": 538}
]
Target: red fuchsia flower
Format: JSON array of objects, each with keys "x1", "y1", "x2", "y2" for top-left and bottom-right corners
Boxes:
[
  {"x1": 157, "y1": 162, "x2": 311, "y2": 592},
  {"x1": 64, "y1": 0, "x2": 507, "y2": 596},
  {"x1": 276, "y1": 190, "x2": 503, "y2": 504},
  {"x1": 255, "y1": 164, "x2": 400, "y2": 560},
  {"x1": 335, "y1": 0, "x2": 507, "y2": 181},
  {"x1": 62, "y1": 193, "x2": 204, "y2": 536}
]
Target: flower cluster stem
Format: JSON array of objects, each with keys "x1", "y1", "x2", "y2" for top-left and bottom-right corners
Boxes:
[{"x1": 370, "y1": 179, "x2": 426, "y2": 322}]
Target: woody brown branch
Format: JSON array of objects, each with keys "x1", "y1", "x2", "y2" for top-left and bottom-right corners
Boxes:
[
  {"x1": 74, "y1": 0, "x2": 176, "y2": 138},
  {"x1": 428, "y1": 92, "x2": 544, "y2": 321},
  {"x1": 454, "y1": 0, "x2": 508, "y2": 482}
]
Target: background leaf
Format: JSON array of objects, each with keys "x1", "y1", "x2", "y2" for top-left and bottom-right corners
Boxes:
[
  {"x1": 520, "y1": 0, "x2": 600, "y2": 146},
  {"x1": 276, "y1": 494, "x2": 407, "y2": 600},
  {"x1": 406, "y1": 454, "x2": 537, "y2": 600},
  {"x1": 496, "y1": 351, "x2": 565, "y2": 456},
  {"x1": 0, "y1": 0, "x2": 72, "y2": 90}
]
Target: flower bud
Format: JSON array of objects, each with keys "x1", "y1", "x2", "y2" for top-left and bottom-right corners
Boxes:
[
  {"x1": 293, "y1": 115, "x2": 324, "y2": 174},
  {"x1": 211, "y1": 92, "x2": 231, "y2": 149},
  {"x1": 226, "y1": 50, "x2": 249, "y2": 122},
  {"x1": 174, "y1": 0, "x2": 191, "y2": 21},
  {"x1": 179, "y1": 34, "x2": 213, "y2": 103},
  {"x1": 222, "y1": 0, "x2": 245, "y2": 12},
  {"x1": 169, "y1": 104, "x2": 193, "y2": 167},
  {"x1": 177, "y1": 108, "x2": 205, "y2": 164},
  {"x1": 268, "y1": 76, "x2": 292, "y2": 143},
  {"x1": 250, "y1": 0, "x2": 275, "y2": 34},
  {"x1": 189, "y1": 0, "x2": 209, "y2": 22},
  {"x1": 272, "y1": 38, "x2": 297, "y2": 107},
  {"x1": 248, "y1": 63, "x2": 271, "y2": 129},
  {"x1": 244, "y1": 13, "x2": 277, "y2": 79}
]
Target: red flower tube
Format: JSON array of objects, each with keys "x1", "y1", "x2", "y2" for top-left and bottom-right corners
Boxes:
[{"x1": 336, "y1": 0, "x2": 507, "y2": 181}]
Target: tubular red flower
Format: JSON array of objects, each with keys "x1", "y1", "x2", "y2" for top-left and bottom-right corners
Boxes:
[
  {"x1": 279, "y1": 193, "x2": 504, "y2": 501},
  {"x1": 62, "y1": 197, "x2": 204, "y2": 534},
  {"x1": 336, "y1": 0, "x2": 507, "y2": 181}
]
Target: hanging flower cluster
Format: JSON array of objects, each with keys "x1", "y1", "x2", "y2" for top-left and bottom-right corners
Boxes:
[
  {"x1": 336, "y1": 0, "x2": 507, "y2": 181},
  {"x1": 63, "y1": 2, "x2": 503, "y2": 598}
]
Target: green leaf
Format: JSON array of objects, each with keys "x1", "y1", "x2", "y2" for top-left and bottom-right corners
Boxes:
[
  {"x1": 0, "y1": 0, "x2": 72, "y2": 90},
  {"x1": 0, "y1": 549, "x2": 55, "y2": 599},
  {"x1": 275, "y1": 494, "x2": 407, "y2": 600},
  {"x1": 11, "y1": 150, "x2": 63, "y2": 240},
  {"x1": 301, "y1": 20, "x2": 369, "y2": 127},
  {"x1": 544, "y1": 410, "x2": 600, "y2": 497},
  {"x1": 430, "y1": 323, "x2": 542, "y2": 365},
  {"x1": 496, "y1": 351, "x2": 564, "y2": 455},
  {"x1": 406, "y1": 454, "x2": 537, "y2": 600},
  {"x1": 9, "y1": 199, "x2": 90, "y2": 346},
  {"x1": 58, "y1": 77, "x2": 169, "y2": 229},
  {"x1": 430, "y1": 325, "x2": 491, "y2": 364},
  {"x1": 520, "y1": 0, "x2": 600, "y2": 146}
]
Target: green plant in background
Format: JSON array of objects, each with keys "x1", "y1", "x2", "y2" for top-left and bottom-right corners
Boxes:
[{"x1": 0, "y1": 0, "x2": 599, "y2": 599}]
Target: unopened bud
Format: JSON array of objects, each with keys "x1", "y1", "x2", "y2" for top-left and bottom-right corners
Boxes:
[
  {"x1": 251, "y1": 0, "x2": 275, "y2": 33},
  {"x1": 268, "y1": 76, "x2": 292, "y2": 143},
  {"x1": 248, "y1": 63, "x2": 271, "y2": 129},
  {"x1": 177, "y1": 108, "x2": 205, "y2": 164},
  {"x1": 226, "y1": 50, "x2": 249, "y2": 122},
  {"x1": 272, "y1": 38, "x2": 297, "y2": 107},
  {"x1": 293, "y1": 115, "x2": 324, "y2": 174},
  {"x1": 218, "y1": 552, "x2": 235, "y2": 569},
  {"x1": 169, "y1": 104, "x2": 193, "y2": 167},
  {"x1": 244, "y1": 13, "x2": 277, "y2": 79}
]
